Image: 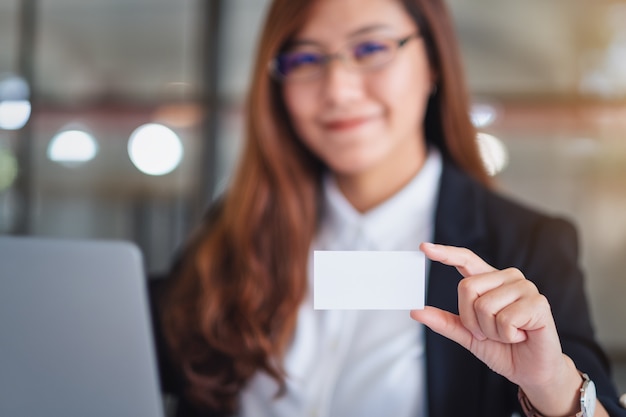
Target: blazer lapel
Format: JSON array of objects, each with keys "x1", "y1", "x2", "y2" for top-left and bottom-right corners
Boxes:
[{"x1": 425, "y1": 160, "x2": 490, "y2": 417}]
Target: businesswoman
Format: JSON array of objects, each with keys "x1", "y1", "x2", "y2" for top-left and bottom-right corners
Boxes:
[{"x1": 155, "y1": 0, "x2": 626, "y2": 416}]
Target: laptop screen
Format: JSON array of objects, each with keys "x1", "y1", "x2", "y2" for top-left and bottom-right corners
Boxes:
[{"x1": 0, "y1": 237, "x2": 165, "y2": 417}]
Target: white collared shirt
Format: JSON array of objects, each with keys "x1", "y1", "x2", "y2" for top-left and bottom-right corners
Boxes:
[{"x1": 239, "y1": 149, "x2": 443, "y2": 417}]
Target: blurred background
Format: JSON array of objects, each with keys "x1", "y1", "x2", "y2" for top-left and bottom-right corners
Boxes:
[{"x1": 0, "y1": 0, "x2": 625, "y2": 394}]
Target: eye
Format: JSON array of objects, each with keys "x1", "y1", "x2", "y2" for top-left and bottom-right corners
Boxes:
[
  {"x1": 276, "y1": 51, "x2": 324, "y2": 76},
  {"x1": 353, "y1": 40, "x2": 390, "y2": 61}
]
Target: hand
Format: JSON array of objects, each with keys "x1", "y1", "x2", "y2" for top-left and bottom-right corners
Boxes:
[{"x1": 411, "y1": 242, "x2": 596, "y2": 416}]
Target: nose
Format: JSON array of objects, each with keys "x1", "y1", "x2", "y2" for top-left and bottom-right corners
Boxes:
[{"x1": 320, "y1": 58, "x2": 365, "y2": 106}]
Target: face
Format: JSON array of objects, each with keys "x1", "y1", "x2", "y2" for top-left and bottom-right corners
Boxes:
[{"x1": 281, "y1": 0, "x2": 434, "y2": 181}]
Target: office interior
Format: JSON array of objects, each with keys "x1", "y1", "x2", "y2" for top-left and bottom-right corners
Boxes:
[{"x1": 0, "y1": 0, "x2": 625, "y2": 397}]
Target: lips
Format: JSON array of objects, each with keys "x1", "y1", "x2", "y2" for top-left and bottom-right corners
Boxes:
[{"x1": 323, "y1": 116, "x2": 372, "y2": 131}]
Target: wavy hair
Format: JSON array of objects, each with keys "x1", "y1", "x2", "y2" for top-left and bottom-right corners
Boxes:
[{"x1": 161, "y1": 0, "x2": 489, "y2": 414}]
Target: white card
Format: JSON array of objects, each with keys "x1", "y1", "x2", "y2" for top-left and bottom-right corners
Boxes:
[{"x1": 313, "y1": 250, "x2": 425, "y2": 310}]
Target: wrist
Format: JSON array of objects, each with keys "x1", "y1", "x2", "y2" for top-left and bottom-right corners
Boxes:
[
  {"x1": 519, "y1": 364, "x2": 598, "y2": 417},
  {"x1": 518, "y1": 355, "x2": 583, "y2": 417}
]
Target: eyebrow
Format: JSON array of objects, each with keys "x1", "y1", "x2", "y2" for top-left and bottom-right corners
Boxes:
[
  {"x1": 349, "y1": 24, "x2": 394, "y2": 37},
  {"x1": 289, "y1": 24, "x2": 394, "y2": 47}
]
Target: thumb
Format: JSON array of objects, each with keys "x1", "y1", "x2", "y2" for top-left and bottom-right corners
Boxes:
[{"x1": 410, "y1": 306, "x2": 473, "y2": 351}]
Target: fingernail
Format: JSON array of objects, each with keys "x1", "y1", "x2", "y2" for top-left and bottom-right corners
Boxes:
[{"x1": 421, "y1": 242, "x2": 438, "y2": 251}]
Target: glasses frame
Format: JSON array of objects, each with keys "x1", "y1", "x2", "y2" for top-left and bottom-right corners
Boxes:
[{"x1": 268, "y1": 32, "x2": 421, "y2": 82}]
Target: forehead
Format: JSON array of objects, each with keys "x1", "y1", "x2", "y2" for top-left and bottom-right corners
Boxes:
[{"x1": 294, "y1": 0, "x2": 417, "y2": 43}]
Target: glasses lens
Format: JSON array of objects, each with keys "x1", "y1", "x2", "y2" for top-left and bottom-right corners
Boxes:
[
  {"x1": 351, "y1": 39, "x2": 394, "y2": 69},
  {"x1": 274, "y1": 51, "x2": 324, "y2": 80}
]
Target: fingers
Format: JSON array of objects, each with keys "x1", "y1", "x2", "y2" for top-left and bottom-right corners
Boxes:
[
  {"x1": 491, "y1": 292, "x2": 551, "y2": 342},
  {"x1": 417, "y1": 243, "x2": 563, "y2": 389},
  {"x1": 421, "y1": 243, "x2": 549, "y2": 344},
  {"x1": 458, "y1": 267, "x2": 531, "y2": 342},
  {"x1": 420, "y1": 242, "x2": 495, "y2": 277},
  {"x1": 411, "y1": 306, "x2": 473, "y2": 351}
]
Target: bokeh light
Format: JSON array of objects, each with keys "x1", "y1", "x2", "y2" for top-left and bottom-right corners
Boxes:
[
  {"x1": 470, "y1": 103, "x2": 498, "y2": 128},
  {"x1": 476, "y1": 132, "x2": 509, "y2": 176},
  {"x1": 127, "y1": 123, "x2": 183, "y2": 176},
  {"x1": 0, "y1": 75, "x2": 31, "y2": 131},
  {"x1": 48, "y1": 129, "x2": 99, "y2": 167}
]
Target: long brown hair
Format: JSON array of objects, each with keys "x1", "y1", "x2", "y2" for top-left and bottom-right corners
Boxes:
[{"x1": 161, "y1": 0, "x2": 489, "y2": 414}]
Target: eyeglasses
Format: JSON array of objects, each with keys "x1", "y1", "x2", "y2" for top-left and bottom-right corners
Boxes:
[{"x1": 269, "y1": 33, "x2": 420, "y2": 82}]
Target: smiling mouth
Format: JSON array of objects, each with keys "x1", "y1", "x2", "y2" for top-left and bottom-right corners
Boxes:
[{"x1": 324, "y1": 117, "x2": 371, "y2": 131}]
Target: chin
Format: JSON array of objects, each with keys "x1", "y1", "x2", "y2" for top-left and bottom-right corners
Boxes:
[{"x1": 326, "y1": 155, "x2": 381, "y2": 178}]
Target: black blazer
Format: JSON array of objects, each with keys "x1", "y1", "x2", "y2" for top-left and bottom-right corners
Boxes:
[
  {"x1": 426, "y1": 160, "x2": 625, "y2": 416},
  {"x1": 151, "y1": 159, "x2": 626, "y2": 416}
]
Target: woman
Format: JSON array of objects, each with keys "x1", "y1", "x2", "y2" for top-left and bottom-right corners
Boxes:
[{"x1": 155, "y1": 0, "x2": 626, "y2": 416}]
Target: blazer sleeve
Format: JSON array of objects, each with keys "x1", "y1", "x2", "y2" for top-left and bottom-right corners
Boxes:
[{"x1": 521, "y1": 216, "x2": 626, "y2": 416}]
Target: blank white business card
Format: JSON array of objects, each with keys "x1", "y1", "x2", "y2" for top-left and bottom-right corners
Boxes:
[{"x1": 313, "y1": 251, "x2": 425, "y2": 310}]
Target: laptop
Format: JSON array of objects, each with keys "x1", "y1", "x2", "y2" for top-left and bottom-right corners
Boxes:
[{"x1": 0, "y1": 236, "x2": 165, "y2": 417}]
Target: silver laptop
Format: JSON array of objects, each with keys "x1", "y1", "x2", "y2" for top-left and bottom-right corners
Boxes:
[{"x1": 0, "y1": 236, "x2": 165, "y2": 417}]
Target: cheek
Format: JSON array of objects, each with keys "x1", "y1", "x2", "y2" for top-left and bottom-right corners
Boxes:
[
  {"x1": 283, "y1": 85, "x2": 316, "y2": 129},
  {"x1": 375, "y1": 59, "x2": 432, "y2": 126},
  {"x1": 282, "y1": 85, "x2": 323, "y2": 150}
]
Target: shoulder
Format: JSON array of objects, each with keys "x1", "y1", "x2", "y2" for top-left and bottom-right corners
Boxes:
[
  {"x1": 475, "y1": 183, "x2": 582, "y2": 293},
  {"x1": 438, "y1": 160, "x2": 579, "y2": 270},
  {"x1": 482, "y1": 185, "x2": 577, "y2": 245}
]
